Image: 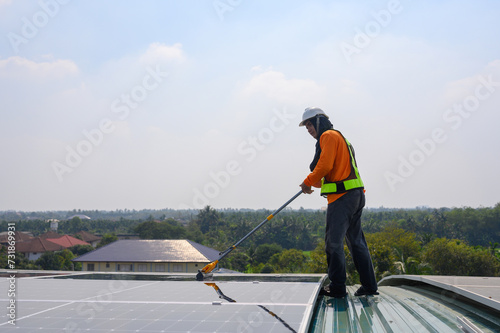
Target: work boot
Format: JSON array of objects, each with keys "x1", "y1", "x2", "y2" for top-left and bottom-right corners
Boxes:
[
  {"x1": 319, "y1": 285, "x2": 347, "y2": 298},
  {"x1": 354, "y1": 286, "x2": 379, "y2": 296}
]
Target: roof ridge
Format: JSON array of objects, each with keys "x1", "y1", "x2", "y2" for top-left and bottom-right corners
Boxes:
[
  {"x1": 39, "y1": 237, "x2": 47, "y2": 252},
  {"x1": 186, "y1": 239, "x2": 220, "y2": 261}
]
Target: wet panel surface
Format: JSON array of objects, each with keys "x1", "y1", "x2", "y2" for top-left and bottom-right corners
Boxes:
[{"x1": 0, "y1": 274, "x2": 322, "y2": 333}]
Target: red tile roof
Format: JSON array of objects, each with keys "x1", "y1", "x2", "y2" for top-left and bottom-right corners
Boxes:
[
  {"x1": 16, "y1": 235, "x2": 90, "y2": 254},
  {"x1": 16, "y1": 237, "x2": 64, "y2": 253},
  {"x1": 47, "y1": 235, "x2": 90, "y2": 248}
]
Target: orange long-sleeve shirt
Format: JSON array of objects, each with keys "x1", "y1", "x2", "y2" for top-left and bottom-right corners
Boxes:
[{"x1": 303, "y1": 130, "x2": 352, "y2": 204}]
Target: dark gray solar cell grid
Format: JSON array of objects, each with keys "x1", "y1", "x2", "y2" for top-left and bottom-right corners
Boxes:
[{"x1": 0, "y1": 276, "x2": 321, "y2": 332}]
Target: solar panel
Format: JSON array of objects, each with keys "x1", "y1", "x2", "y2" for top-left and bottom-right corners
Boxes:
[{"x1": 0, "y1": 273, "x2": 323, "y2": 332}]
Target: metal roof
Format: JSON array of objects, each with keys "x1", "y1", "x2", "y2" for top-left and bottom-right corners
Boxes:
[
  {"x1": 379, "y1": 275, "x2": 500, "y2": 312},
  {"x1": 310, "y1": 275, "x2": 500, "y2": 332},
  {"x1": 72, "y1": 239, "x2": 220, "y2": 263}
]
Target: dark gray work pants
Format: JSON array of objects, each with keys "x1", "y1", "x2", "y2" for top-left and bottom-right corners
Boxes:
[{"x1": 325, "y1": 188, "x2": 378, "y2": 293}]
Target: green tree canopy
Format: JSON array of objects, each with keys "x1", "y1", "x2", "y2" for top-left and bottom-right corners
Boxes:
[
  {"x1": 35, "y1": 249, "x2": 75, "y2": 271},
  {"x1": 134, "y1": 220, "x2": 186, "y2": 239},
  {"x1": 422, "y1": 238, "x2": 500, "y2": 276},
  {"x1": 269, "y1": 249, "x2": 306, "y2": 273},
  {"x1": 97, "y1": 234, "x2": 118, "y2": 248},
  {"x1": 254, "y1": 243, "x2": 282, "y2": 264},
  {"x1": 68, "y1": 244, "x2": 95, "y2": 256},
  {"x1": 307, "y1": 241, "x2": 328, "y2": 273},
  {"x1": 195, "y1": 206, "x2": 220, "y2": 234}
]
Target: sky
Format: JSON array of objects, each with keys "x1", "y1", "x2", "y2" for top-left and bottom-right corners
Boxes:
[{"x1": 1, "y1": 0, "x2": 499, "y2": 212}]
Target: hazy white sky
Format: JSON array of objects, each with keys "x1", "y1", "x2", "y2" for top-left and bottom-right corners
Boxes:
[{"x1": 1, "y1": 0, "x2": 499, "y2": 211}]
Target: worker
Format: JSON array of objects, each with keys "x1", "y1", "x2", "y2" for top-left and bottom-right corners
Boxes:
[{"x1": 299, "y1": 107, "x2": 378, "y2": 298}]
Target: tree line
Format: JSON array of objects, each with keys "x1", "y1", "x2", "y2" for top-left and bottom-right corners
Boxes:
[{"x1": 1, "y1": 203, "x2": 499, "y2": 281}]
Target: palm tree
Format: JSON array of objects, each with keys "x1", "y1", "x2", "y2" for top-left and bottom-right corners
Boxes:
[
  {"x1": 393, "y1": 247, "x2": 431, "y2": 275},
  {"x1": 489, "y1": 242, "x2": 499, "y2": 260}
]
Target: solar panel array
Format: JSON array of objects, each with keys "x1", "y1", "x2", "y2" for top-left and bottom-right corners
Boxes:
[{"x1": 0, "y1": 274, "x2": 322, "y2": 332}]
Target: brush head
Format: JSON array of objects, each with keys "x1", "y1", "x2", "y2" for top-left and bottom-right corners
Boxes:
[
  {"x1": 196, "y1": 260, "x2": 219, "y2": 280},
  {"x1": 202, "y1": 260, "x2": 218, "y2": 273},
  {"x1": 196, "y1": 270, "x2": 213, "y2": 281}
]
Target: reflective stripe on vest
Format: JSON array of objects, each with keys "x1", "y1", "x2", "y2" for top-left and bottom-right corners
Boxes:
[{"x1": 320, "y1": 134, "x2": 364, "y2": 196}]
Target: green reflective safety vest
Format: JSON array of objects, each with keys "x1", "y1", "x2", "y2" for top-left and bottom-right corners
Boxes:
[{"x1": 320, "y1": 131, "x2": 364, "y2": 196}]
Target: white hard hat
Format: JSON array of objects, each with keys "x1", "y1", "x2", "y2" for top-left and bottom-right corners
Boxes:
[{"x1": 299, "y1": 107, "x2": 329, "y2": 126}]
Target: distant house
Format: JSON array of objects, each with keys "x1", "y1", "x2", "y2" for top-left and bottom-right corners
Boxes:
[
  {"x1": 16, "y1": 235, "x2": 90, "y2": 261},
  {"x1": 73, "y1": 231, "x2": 101, "y2": 247},
  {"x1": 47, "y1": 219, "x2": 59, "y2": 231},
  {"x1": 46, "y1": 235, "x2": 91, "y2": 248},
  {"x1": 72, "y1": 239, "x2": 219, "y2": 273},
  {"x1": 0, "y1": 231, "x2": 33, "y2": 246},
  {"x1": 68, "y1": 214, "x2": 91, "y2": 220},
  {"x1": 16, "y1": 238, "x2": 64, "y2": 261}
]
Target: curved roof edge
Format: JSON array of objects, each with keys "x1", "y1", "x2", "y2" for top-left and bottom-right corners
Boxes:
[{"x1": 379, "y1": 275, "x2": 500, "y2": 313}]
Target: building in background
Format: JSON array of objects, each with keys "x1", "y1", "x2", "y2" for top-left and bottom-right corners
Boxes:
[
  {"x1": 73, "y1": 230, "x2": 102, "y2": 247},
  {"x1": 0, "y1": 230, "x2": 33, "y2": 246},
  {"x1": 16, "y1": 235, "x2": 90, "y2": 261},
  {"x1": 72, "y1": 239, "x2": 219, "y2": 273}
]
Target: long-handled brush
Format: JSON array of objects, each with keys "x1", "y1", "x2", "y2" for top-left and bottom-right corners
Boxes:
[{"x1": 196, "y1": 190, "x2": 302, "y2": 281}]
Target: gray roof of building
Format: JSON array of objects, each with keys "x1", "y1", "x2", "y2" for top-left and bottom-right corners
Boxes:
[{"x1": 72, "y1": 239, "x2": 220, "y2": 263}]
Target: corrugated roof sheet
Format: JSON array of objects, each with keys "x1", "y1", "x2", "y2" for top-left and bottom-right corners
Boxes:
[
  {"x1": 72, "y1": 239, "x2": 220, "y2": 263},
  {"x1": 379, "y1": 275, "x2": 500, "y2": 312},
  {"x1": 309, "y1": 276, "x2": 500, "y2": 333}
]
